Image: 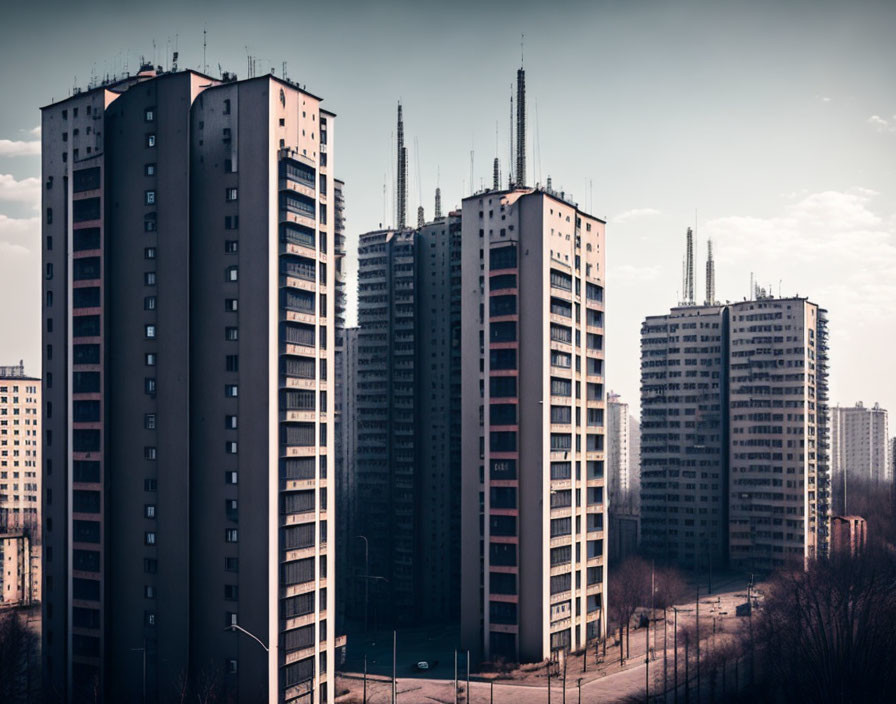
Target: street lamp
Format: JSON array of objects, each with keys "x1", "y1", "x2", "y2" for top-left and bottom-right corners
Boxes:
[{"x1": 225, "y1": 623, "x2": 269, "y2": 652}]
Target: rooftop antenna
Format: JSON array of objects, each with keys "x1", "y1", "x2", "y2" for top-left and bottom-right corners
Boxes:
[
  {"x1": 203, "y1": 29, "x2": 207, "y2": 75},
  {"x1": 508, "y1": 86, "x2": 514, "y2": 188},
  {"x1": 396, "y1": 102, "x2": 407, "y2": 229},
  {"x1": 705, "y1": 238, "x2": 716, "y2": 305},
  {"x1": 516, "y1": 56, "x2": 527, "y2": 187},
  {"x1": 382, "y1": 177, "x2": 387, "y2": 229},
  {"x1": 435, "y1": 166, "x2": 442, "y2": 219},
  {"x1": 589, "y1": 179, "x2": 594, "y2": 213}
]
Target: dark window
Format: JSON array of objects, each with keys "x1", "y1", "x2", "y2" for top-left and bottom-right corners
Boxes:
[
  {"x1": 73, "y1": 287, "x2": 100, "y2": 309},
  {"x1": 489, "y1": 543, "x2": 517, "y2": 567},
  {"x1": 73, "y1": 520, "x2": 100, "y2": 543},
  {"x1": 490, "y1": 431, "x2": 517, "y2": 452},
  {"x1": 489, "y1": 376, "x2": 517, "y2": 398},
  {"x1": 489, "y1": 459, "x2": 517, "y2": 479},
  {"x1": 490, "y1": 572, "x2": 517, "y2": 595},
  {"x1": 73, "y1": 578, "x2": 100, "y2": 601},
  {"x1": 73, "y1": 490, "x2": 101, "y2": 514},
  {"x1": 489, "y1": 348, "x2": 517, "y2": 370},
  {"x1": 73, "y1": 461, "x2": 100, "y2": 482},
  {"x1": 551, "y1": 269, "x2": 572, "y2": 291},
  {"x1": 550, "y1": 377, "x2": 572, "y2": 397},
  {"x1": 73, "y1": 167, "x2": 101, "y2": 193},
  {"x1": 72, "y1": 198, "x2": 101, "y2": 223},
  {"x1": 489, "y1": 515, "x2": 516, "y2": 536},
  {"x1": 490, "y1": 486, "x2": 517, "y2": 509},
  {"x1": 73, "y1": 372, "x2": 100, "y2": 393},
  {"x1": 489, "y1": 601, "x2": 518, "y2": 625},
  {"x1": 73, "y1": 344, "x2": 100, "y2": 365},
  {"x1": 490, "y1": 244, "x2": 517, "y2": 270},
  {"x1": 490, "y1": 273, "x2": 517, "y2": 290},
  {"x1": 73, "y1": 257, "x2": 101, "y2": 281},
  {"x1": 489, "y1": 403, "x2": 517, "y2": 425},
  {"x1": 73, "y1": 550, "x2": 100, "y2": 572},
  {"x1": 73, "y1": 315, "x2": 100, "y2": 337},
  {"x1": 73, "y1": 401, "x2": 100, "y2": 422},
  {"x1": 490, "y1": 321, "x2": 516, "y2": 343},
  {"x1": 551, "y1": 405, "x2": 571, "y2": 424},
  {"x1": 489, "y1": 295, "x2": 516, "y2": 317}
]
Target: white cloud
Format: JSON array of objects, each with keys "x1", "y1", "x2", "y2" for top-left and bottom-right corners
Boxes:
[
  {"x1": 613, "y1": 263, "x2": 661, "y2": 283},
  {"x1": 0, "y1": 174, "x2": 40, "y2": 207},
  {"x1": 613, "y1": 208, "x2": 660, "y2": 224},
  {"x1": 867, "y1": 115, "x2": 895, "y2": 133},
  {"x1": 0, "y1": 214, "x2": 40, "y2": 251},
  {"x1": 0, "y1": 139, "x2": 40, "y2": 157},
  {"x1": 27, "y1": 126, "x2": 41, "y2": 137},
  {"x1": 708, "y1": 187, "x2": 896, "y2": 322}
]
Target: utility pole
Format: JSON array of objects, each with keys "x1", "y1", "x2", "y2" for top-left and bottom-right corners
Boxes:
[
  {"x1": 664, "y1": 607, "x2": 668, "y2": 704},
  {"x1": 645, "y1": 619, "x2": 650, "y2": 703},
  {"x1": 491, "y1": 680, "x2": 494, "y2": 704},
  {"x1": 548, "y1": 654, "x2": 552, "y2": 703},
  {"x1": 392, "y1": 630, "x2": 397, "y2": 704},
  {"x1": 696, "y1": 586, "x2": 700, "y2": 703},
  {"x1": 363, "y1": 654, "x2": 368, "y2": 704},
  {"x1": 455, "y1": 650, "x2": 459, "y2": 704},
  {"x1": 673, "y1": 608, "x2": 679, "y2": 704},
  {"x1": 467, "y1": 650, "x2": 471, "y2": 704},
  {"x1": 563, "y1": 649, "x2": 568, "y2": 704}
]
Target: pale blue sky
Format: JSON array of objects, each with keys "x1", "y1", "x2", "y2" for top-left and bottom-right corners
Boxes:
[{"x1": 2, "y1": 0, "x2": 895, "y2": 418}]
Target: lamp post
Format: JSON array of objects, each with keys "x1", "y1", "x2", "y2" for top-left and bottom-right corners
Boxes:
[{"x1": 356, "y1": 535, "x2": 370, "y2": 634}]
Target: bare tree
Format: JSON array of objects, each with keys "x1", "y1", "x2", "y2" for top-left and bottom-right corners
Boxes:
[
  {"x1": 0, "y1": 610, "x2": 38, "y2": 703},
  {"x1": 653, "y1": 565, "x2": 688, "y2": 611},
  {"x1": 744, "y1": 547, "x2": 896, "y2": 703},
  {"x1": 609, "y1": 555, "x2": 650, "y2": 659}
]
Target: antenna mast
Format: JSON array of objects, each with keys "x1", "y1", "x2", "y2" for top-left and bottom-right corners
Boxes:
[
  {"x1": 705, "y1": 238, "x2": 716, "y2": 305},
  {"x1": 516, "y1": 60, "x2": 527, "y2": 187},
  {"x1": 203, "y1": 28, "x2": 207, "y2": 75},
  {"x1": 396, "y1": 103, "x2": 407, "y2": 229}
]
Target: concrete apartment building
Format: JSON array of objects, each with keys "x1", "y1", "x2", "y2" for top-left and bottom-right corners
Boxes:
[
  {"x1": 830, "y1": 515, "x2": 867, "y2": 557},
  {"x1": 0, "y1": 362, "x2": 41, "y2": 605},
  {"x1": 607, "y1": 393, "x2": 632, "y2": 507},
  {"x1": 640, "y1": 292, "x2": 831, "y2": 573},
  {"x1": 353, "y1": 197, "x2": 463, "y2": 626},
  {"x1": 640, "y1": 305, "x2": 727, "y2": 571},
  {"x1": 831, "y1": 402, "x2": 890, "y2": 484},
  {"x1": 42, "y1": 64, "x2": 340, "y2": 703},
  {"x1": 459, "y1": 179, "x2": 608, "y2": 663}
]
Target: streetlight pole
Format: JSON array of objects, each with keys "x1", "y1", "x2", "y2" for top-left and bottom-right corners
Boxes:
[
  {"x1": 673, "y1": 607, "x2": 678, "y2": 704},
  {"x1": 356, "y1": 535, "x2": 370, "y2": 635},
  {"x1": 129, "y1": 642, "x2": 147, "y2": 704},
  {"x1": 392, "y1": 630, "x2": 397, "y2": 704}
]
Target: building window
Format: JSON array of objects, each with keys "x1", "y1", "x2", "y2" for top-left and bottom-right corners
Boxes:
[
  {"x1": 226, "y1": 659, "x2": 238, "y2": 674},
  {"x1": 146, "y1": 134, "x2": 156, "y2": 148},
  {"x1": 145, "y1": 532, "x2": 156, "y2": 545},
  {"x1": 145, "y1": 191, "x2": 156, "y2": 205},
  {"x1": 225, "y1": 216, "x2": 239, "y2": 230},
  {"x1": 144, "y1": 447, "x2": 157, "y2": 461},
  {"x1": 144, "y1": 478, "x2": 158, "y2": 492},
  {"x1": 145, "y1": 163, "x2": 156, "y2": 176},
  {"x1": 145, "y1": 324, "x2": 156, "y2": 339},
  {"x1": 145, "y1": 272, "x2": 156, "y2": 286},
  {"x1": 223, "y1": 99, "x2": 231, "y2": 115},
  {"x1": 144, "y1": 296, "x2": 156, "y2": 311},
  {"x1": 145, "y1": 108, "x2": 155, "y2": 122},
  {"x1": 225, "y1": 385, "x2": 238, "y2": 398},
  {"x1": 226, "y1": 441, "x2": 238, "y2": 455},
  {"x1": 144, "y1": 585, "x2": 156, "y2": 598},
  {"x1": 225, "y1": 471, "x2": 238, "y2": 484},
  {"x1": 145, "y1": 247, "x2": 156, "y2": 260},
  {"x1": 46, "y1": 208, "x2": 53, "y2": 224},
  {"x1": 225, "y1": 355, "x2": 239, "y2": 372},
  {"x1": 145, "y1": 504, "x2": 156, "y2": 518},
  {"x1": 144, "y1": 413, "x2": 156, "y2": 429},
  {"x1": 226, "y1": 267, "x2": 238, "y2": 282},
  {"x1": 225, "y1": 327, "x2": 238, "y2": 341},
  {"x1": 144, "y1": 378, "x2": 156, "y2": 395},
  {"x1": 224, "y1": 240, "x2": 238, "y2": 253},
  {"x1": 225, "y1": 415, "x2": 238, "y2": 429},
  {"x1": 225, "y1": 299, "x2": 238, "y2": 312},
  {"x1": 226, "y1": 188, "x2": 238, "y2": 202},
  {"x1": 225, "y1": 529, "x2": 238, "y2": 543},
  {"x1": 145, "y1": 353, "x2": 157, "y2": 366}
]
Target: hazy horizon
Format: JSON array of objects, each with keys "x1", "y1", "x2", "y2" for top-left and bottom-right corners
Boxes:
[{"x1": 2, "y1": 0, "x2": 895, "y2": 419}]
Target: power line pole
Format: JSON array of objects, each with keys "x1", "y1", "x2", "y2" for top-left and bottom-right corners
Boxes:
[{"x1": 392, "y1": 630, "x2": 397, "y2": 704}]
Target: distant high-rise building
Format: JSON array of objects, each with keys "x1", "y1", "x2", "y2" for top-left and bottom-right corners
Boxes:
[
  {"x1": 831, "y1": 402, "x2": 890, "y2": 485},
  {"x1": 0, "y1": 362, "x2": 41, "y2": 605},
  {"x1": 460, "y1": 186, "x2": 608, "y2": 663},
  {"x1": 607, "y1": 393, "x2": 632, "y2": 508},
  {"x1": 628, "y1": 414, "x2": 641, "y2": 508},
  {"x1": 353, "y1": 208, "x2": 462, "y2": 625},
  {"x1": 42, "y1": 66, "x2": 340, "y2": 702},
  {"x1": 640, "y1": 296, "x2": 831, "y2": 573}
]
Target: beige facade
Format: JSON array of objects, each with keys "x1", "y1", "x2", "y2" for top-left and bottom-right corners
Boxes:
[
  {"x1": 831, "y1": 402, "x2": 890, "y2": 484},
  {"x1": 641, "y1": 297, "x2": 831, "y2": 573},
  {"x1": 461, "y1": 187, "x2": 607, "y2": 663},
  {"x1": 728, "y1": 298, "x2": 830, "y2": 570},
  {"x1": 0, "y1": 363, "x2": 41, "y2": 605}
]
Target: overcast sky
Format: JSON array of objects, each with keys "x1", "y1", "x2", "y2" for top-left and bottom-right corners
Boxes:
[{"x1": 2, "y1": 0, "x2": 895, "y2": 419}]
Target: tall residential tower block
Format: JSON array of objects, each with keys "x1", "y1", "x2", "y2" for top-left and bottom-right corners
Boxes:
[
  {"x1": 42, "y1": 65, "x2": 341, "y2": 703},
  {"x1": 460, "y1": 187, "x2": 608, "y2": 663},
  {"x1": 640, "y1": 297, "x2": 831, "y2": 573}
]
